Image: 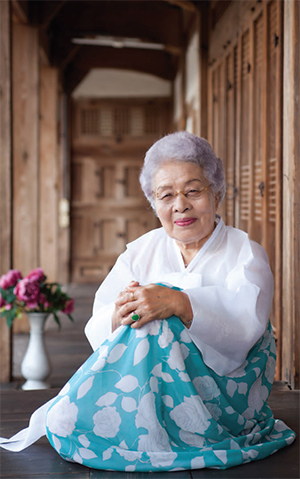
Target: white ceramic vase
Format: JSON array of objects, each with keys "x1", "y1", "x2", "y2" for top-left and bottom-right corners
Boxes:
[{"x1": 21, "y1": 312, "x2": 51, "y2": 390}]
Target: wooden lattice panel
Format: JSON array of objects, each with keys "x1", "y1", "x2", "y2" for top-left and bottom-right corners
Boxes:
[
  {"x1": 254, "y1": 162, "x2": 263, "y2": 221},
  {"x1": 241, "y1": 30, "x2": 250, "y2": 171},
  {"x1": 131, "y1": 107, "x2": 144, "y2": 136},
  {"x1": 81, "y1": 108, "x2": 99, "y2": 135},
  {"x1": 253, "y1": 14, "x2": 264, "y2": 224},
  {"x1": 267, "y1": 1, "x2": 278, "y2": 225},
  {"x1": 145, "y1": 106, "x2": 160, "y2": 135},
  {"x1": 207, "y1": 0, "x2": 284, "y2": 381},
  {"x1": 268, "y1": 1, "x2": 277, "y2": 160},
  {"x1": 114, "y1": 107, "x2": 130, "y2": 137},
  {"x1": 242, "y1": 30, "x2": 250, "y2": 80},
  {"x1": 226, "y1": 167, "x2": 235, "y2": 219},
  {"x1": 268, "y1": 157, "x2": 277, "y2": 222},
  {"x1": 78, "y1": 103, "x2": 163, "y2": 140},
  {"x1": 99, "y1": 107, "x2": 113, "y2": 136},
  {"x1": 240, "y1": 165, "x2": 250, "y2": 220}
]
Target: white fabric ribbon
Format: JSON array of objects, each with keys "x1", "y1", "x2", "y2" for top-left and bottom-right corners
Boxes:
[{"x1": 0, "y1": 397, "x2": 55, "y2": 451}]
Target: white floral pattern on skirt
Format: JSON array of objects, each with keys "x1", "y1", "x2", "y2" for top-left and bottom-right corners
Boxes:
[{"x1": 46, "y1": 305, "x2": 296, "y2": 471}]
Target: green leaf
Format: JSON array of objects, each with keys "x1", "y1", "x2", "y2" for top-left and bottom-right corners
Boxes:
[
  {"x1": 53, "y1": 312, "x2": 62, "y2": 328},
  {"x1": 5, "y1": 308, "x2": 17, "y2": 328}
]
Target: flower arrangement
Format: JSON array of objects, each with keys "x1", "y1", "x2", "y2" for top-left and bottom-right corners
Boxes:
[{"x1": 0, "y1": 268, "x2": 74, "y2": 328}]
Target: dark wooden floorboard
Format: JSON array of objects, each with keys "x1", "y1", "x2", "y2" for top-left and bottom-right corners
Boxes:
[
  {"x1": 90, "y1": 474, "x2": 192, "y2": 479},
  {"x1": 1, "y1": 285, "x2": 299, "y2": 478}
]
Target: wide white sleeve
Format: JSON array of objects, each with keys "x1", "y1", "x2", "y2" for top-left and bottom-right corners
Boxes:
[
  {"x1": 185, "y1": 241, "x2": 274, "y2": 376},
  {"x1": 84, "y1": 251, "x2": 136, "y2": 351}
]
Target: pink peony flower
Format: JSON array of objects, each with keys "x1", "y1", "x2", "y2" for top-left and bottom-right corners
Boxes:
[
  {"x1": 27, "y1": 267, "x2": 45, "y2": 283},
  {"x1": 5, "y1": 304, "x2": 12, "y2": 310},
  {"x1": 0, "y1": 269, "x2": 22, "y2": 289},
  {"x1": 38, "y1": 293, "x2": 51, "y2": 310},
  {"x1": 14, "y1": 278, "x2": 40, "y2": 309},
  {"x1": 38, "y1": 293, "x2": 47, "y2": 304},
  {"x1": 0, "y1": 293, "x2": 6, "y2": 308},
  {"x1": 62, "y1": 298, "x2": 74, "y2": 315}
]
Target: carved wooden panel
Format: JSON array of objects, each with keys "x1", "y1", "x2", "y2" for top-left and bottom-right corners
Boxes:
[
  {"x1": 70, "y1": 99, "x2": 169, "y2": 283},
  {"x1": 239, "y1": 29, "x2": 251, "y2": 228},
  {"x1": 224, "y1": 51, "x2": 235, "y2": 226},
  {"x1": 208, "y1": 0, "x2": 283, "y2": 378},
  {"x1": 76, "y1": 102, "x2": 166, "y2": 140},
  {"x1": 252, "y1": 13, "x2": 264, "y2": 242}
]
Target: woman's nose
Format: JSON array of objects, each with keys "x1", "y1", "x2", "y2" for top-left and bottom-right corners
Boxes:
[{"x1": 173, "y1": 192, "x2": 192, "y2": 212}]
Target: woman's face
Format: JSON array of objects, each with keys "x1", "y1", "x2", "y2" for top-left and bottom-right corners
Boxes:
[{"x1": 153, "y1": 161, "x2": 219, "y2": 250}]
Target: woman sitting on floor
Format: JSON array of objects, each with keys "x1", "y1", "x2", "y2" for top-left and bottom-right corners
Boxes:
[{"x1": 0, "y1": 131, "x2": 296, "y2": 471}]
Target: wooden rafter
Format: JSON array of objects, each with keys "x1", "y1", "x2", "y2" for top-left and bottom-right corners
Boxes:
[
  {"x1": 49, "y1": 0, "x2": 183, "y2": 63},
  {"x1": 64, "y1": 45, "x2": 177, "y2": 92},
  {"x1": 163, "y1": 0, "x2": 197, "y2": 12},
  {"x1": 12, "y1": 0, "x2": 29, "y2": 23},
  {"x1": 37, "y1": 1, "x2": 67, "y2": 30}
]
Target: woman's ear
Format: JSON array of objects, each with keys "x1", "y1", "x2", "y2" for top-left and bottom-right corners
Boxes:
[{"x1": 215, "y1": 194, "x2": 220, "y2": 210}]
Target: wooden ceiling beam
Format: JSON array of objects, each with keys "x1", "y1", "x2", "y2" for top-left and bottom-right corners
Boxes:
[
  {"x1": 49, "y1": 0, "x2": 183, "y2": 56},
  {"x1": 64, "y1": 45, "x2": 177, "y2": 93},
  {"x1": 38, "y1": 1, "x2": 67, "y2": 30},
  {"x1": 12, "y1": 0, "x2": 29, "y2": 24},
  {"x1": 163, "y1": 0, "x2": 197, "y2": 13},
  {"x1": 23, "y1": 1, "x2": 186, "y2": 91}
]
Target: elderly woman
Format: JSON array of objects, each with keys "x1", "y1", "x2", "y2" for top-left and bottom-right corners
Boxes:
[{"x1": 0, "y1": 132, "x2": 295, "y2": 470}]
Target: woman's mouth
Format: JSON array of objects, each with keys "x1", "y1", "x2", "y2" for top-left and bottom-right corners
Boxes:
[{"x1": 175, "y1": 218, "x2": 197, "y2": 227}]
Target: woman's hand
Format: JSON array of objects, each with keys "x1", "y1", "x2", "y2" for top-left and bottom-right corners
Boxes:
[
  {"x1": 112, "y1": 281, "x2": 193, "y2": 331},
  {"x1": 112, "y1": 281, "x2": 139, "y2": 331}
]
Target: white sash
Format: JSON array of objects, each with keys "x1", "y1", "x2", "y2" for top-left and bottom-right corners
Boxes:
[{"x1": 0, "y1": 398, "x2": 55, "y2": 451}]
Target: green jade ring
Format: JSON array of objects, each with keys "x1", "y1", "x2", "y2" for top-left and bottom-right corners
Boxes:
[{"x1": 132, "y1": 313, "x2": 140, "y2": 322}]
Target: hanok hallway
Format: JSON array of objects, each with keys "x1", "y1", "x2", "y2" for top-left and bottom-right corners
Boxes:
[{"x1": 0, "y1": 0, "x2": 299, "y2": 477}]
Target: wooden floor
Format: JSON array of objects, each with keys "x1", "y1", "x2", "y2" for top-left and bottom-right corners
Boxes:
[{"x1": 0, "y1": 285, "x2": 299, "y2": 478}]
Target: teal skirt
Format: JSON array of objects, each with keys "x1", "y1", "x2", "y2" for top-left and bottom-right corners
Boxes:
[{"x1": 45, "y1": 316, "x2": 296, "y2": 471}]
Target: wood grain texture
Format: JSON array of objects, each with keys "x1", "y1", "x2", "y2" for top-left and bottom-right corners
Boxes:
[
  {"x1": 207, "y1": 0, "x2": 288, "y2": 382},
  {"x1": 12, "y1": 23, "x2": 39, "y2": 333},
  {"x1": 293, "y1": 0, "x2": 300, "y2": 389},
  {"x1": 39, "y1": 66, "x2": 59, "y2": 282},
  {"x1": 282, "y1": 0, "x2": 300, "y2": 389},
  {"x1": 0, "y1": 0, "x2": 12, "y2": 381},
  {"x1": 0, "y1": 385, "x2": 298, "y2": 478}
]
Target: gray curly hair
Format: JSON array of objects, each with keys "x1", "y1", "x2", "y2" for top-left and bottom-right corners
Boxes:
[{"x1": 139, "y1": 131, "x2": 226, "y2": 210}]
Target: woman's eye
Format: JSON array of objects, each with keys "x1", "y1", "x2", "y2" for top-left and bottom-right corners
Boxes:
[
  {"x1": 186, "y1": 189, "x2": 199, "y2": 196},
  {"x1": 161, "y1": 193, "x2": 173, "y2": 200}
]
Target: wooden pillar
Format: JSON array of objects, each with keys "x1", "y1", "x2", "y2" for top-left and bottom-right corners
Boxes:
[
  {"x1": 179, "y1": 51, "x2": 187, "y2": 130},
  {"x1": 282, "y1": 0, "x2": 300, "y2": 389},
  {"x1": 57, "y1": 93, "x2": 71, "y2": 284},
  {"x1": 12, "y1": 22, "x2": 39, "y2": 332},
  {"x1": 198, "y1": 1, "x2": 209, "y2": 139},
  {"x1": 294, "y1": 0, "x2": 300, "y2": 390},
  {"x1": 39, "y1": 67, "x2": 59, "y2": 282},
  {"x1": 0, "y1": 0, "x2": 12, "y2": 382}
]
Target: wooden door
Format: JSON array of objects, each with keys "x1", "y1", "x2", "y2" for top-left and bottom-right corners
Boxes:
[
  {"x1": 71, "y1": 98, "x2": 170, "y2": 283},
  {"x1": 208, "y1": 0, "x2": 283, "y2": 377}
]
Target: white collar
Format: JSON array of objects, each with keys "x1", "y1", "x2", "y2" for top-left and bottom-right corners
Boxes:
[{"x1": 171, "y1": 215, "x2": 225, "y2": 272}]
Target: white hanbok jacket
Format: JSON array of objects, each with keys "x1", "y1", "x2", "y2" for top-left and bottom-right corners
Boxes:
[{"x1": 85, "y1": 216, "x2": 274, "y2": 376}]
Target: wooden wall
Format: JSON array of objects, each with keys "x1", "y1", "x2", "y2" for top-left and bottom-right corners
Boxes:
[
  {"x1": 0, "y1": 0, "x2": 12, "y2": 382},
  {"x1": 206, "y1": 0, "x2": 299, "y2": 387},
  {"x1": 11, "y1": 23, "x2": 61, "y2": 333},
  {"x1": 282, "y1": 0, "x2": 300, "y2": 389},
  {"x1": 12, "y1": 22, "x2": 39, "y2": 332},
  {"x1": 39, "y1": 67, "x2": 59, "y2": 282}
]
